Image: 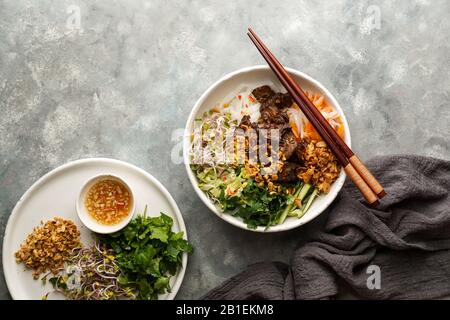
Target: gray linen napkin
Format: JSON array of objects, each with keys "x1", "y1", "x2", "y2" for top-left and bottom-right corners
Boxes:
[{"x1": 203, "y1": 155, "x2": 450, "y2": 300}]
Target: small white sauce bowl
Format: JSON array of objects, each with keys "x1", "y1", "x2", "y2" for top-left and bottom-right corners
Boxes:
[{"x1": 76, "y1": 174, "x2": 135, "y2": 234}]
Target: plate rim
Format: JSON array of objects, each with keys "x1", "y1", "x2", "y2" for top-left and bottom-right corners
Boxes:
[{"x1": 2, "y1": 157, "x2": 188, "y2": 300}]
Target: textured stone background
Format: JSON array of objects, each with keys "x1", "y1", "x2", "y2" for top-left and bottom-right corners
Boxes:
[{"x1": 0, "y1": 0, "x2": 449, "y2": 299}]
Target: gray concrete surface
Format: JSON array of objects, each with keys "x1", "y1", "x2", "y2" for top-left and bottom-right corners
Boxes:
[{"x1": 0, "y1": 0, "x2": 449, "y2": 299}]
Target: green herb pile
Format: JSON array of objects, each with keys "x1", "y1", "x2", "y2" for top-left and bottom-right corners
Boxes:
[
  {"x1": 99, "y1": 209, "x2": 193, "y2": 300},
  {"x1": 219, "y1": 172, "x2": 289, "y2": 228},
  {"x1": 192, "y1": 165, "x2": 316, "y2": 229}
]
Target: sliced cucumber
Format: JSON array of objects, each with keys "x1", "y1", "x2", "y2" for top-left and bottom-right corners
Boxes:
[
  {"x1": 278, "y1": 183, "x2": 311, "y2": 225},
  {"x1": 298, "y1": 184, "x2": 311, "y2": 201},
  {"x1": 297, "y1": 189, "x2": 318, "y2": 218}
]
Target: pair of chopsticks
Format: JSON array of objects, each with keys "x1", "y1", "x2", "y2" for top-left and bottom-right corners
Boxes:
[{"x1": 247, "y1": 28, "x2": 385, "y2": 205}]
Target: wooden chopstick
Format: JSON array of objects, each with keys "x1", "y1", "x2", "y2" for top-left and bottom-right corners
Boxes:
[
  {"x1": 247, "y1": 29, "x2": 381, "y2": 205},
  {"x1": 247, "y1": 29, "x2": 385, "y2": 199}
]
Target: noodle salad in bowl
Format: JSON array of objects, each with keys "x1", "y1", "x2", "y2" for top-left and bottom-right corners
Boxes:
[{"x1": 184, "y1": 66, "x2": 350, "y2": 232}]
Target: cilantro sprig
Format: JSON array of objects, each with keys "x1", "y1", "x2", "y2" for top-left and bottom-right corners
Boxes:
[{"x1": 99, "y1": 208, "x2": 193, "y2": 300}]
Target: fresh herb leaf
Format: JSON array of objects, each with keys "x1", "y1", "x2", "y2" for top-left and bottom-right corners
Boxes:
[{"x1": 99, "y1": 211, "x2": 193, "y2": 300}]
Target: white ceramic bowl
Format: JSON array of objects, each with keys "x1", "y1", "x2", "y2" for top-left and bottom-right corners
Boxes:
[
  {"x1": 76, "y1": 174, "x2": 135, "y2": 234},
  {"x1": 183, "y1": 65, "x2": 351, "y2": 232}
]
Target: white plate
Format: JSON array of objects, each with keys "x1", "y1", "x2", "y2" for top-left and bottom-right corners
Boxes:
[
  {"x1": 184, "y1": 65, "x2": 351, "y2": 232},
  {"x1": 2, "y1": 158, "x2": 188, "y2": 300}
]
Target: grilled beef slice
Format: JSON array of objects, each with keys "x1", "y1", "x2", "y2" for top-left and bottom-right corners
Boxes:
[
  {"x1": 280, "y1": 130, "x2": 298, "y2": 160},
  {"x1": 252, "y1": 85, "x2": 275, "y2": 103},
  {"x1": 277, "y1": 162, "x2": 301, "y2": 182}
]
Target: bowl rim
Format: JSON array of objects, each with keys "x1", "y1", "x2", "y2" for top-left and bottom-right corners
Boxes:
[
  {"x1": 183, "y1": 65, "x2": 351, "y2": 233},
  {"x1": 76, "y1": 173, "x2": 136, "y2": 234}
]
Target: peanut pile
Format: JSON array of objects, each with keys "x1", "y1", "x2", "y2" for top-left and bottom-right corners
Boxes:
[{"x1": 15, "y1": 218, "x2": 81, "y2": 279}]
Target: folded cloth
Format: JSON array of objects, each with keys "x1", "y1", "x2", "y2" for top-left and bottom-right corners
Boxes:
[{"x1": 203, "y1": 155, "x2": 450, "y2": 300}]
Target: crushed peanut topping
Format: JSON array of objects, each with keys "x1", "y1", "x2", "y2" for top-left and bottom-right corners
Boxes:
[
  {"x1": 15, "y1": 218, "x2": 81, "y2": 279},
  {"x1": 297, "y1": 139, "x2": 340, "y2": 193}
]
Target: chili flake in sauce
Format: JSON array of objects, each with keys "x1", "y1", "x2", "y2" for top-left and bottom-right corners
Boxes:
[{"x1": 85, "y1": 179, "x2": 131, "y2": 225}]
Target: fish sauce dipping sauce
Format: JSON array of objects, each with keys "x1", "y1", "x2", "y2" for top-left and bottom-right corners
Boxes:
[
  {"x1": 76, "y1": 174, "x2": 135, "y2": 234},
  {"x1": 85, "y1": 179, "x2": 131, "y2": 225}
]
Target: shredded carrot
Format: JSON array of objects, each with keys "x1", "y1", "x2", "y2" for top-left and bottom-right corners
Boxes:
[
  {"x1": 335, "y1": 118, "x2": 345, "y2": 139},
  {"x1": 303, "y1": 119, "x2": 345, "y2": 140},
  {"x1": 314, "y1": 96, "x2": 324, "y2": 108},
  {"x1": 237, "y1": 95, "x2": 242, "y2": 100},
  {"x1": 248, "y1": 95, "x2": 256, "y2": 103},
  {"x1": 290, "y1": 123, "x2": 300, "y2": 139},
  {"x1": 304, "y1": 122, "x2": 321, "y2": 140},
  {"x1": 300, "y1": 94, "x2": 345, "y2": 140},
  {"x1": 337, "y1": 125, "x2": 344, "y2": 139},
  {"x1": 321, "y1": 106, "x2": 333, "y2": 113}
]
